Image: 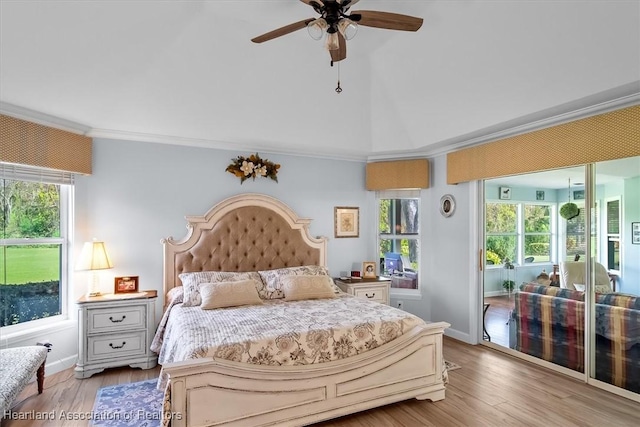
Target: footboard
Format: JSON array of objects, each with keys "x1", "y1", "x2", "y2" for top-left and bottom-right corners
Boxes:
[{"x1": 163, "y1": 322, "x2": 449, "y2": 427}]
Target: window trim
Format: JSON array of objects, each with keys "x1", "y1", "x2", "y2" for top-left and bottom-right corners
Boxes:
[
  {"x1": 0, "y1": 174, "x2": 72, "y2": 333},
  {"x1": 485, "y1": 201, "x2": 554, "y2": 266},
  {"x1": 376, "y1": 191, "x2": 421, "y2": 296}
]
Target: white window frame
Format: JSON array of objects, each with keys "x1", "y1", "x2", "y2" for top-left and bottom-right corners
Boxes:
[
  {"x1": 486, "y1": 201, "x2": 555, "y2": 266},
  {"x1": 376, "y1": 190, "x2": 421, "y2": 297},
  {"x1": 0, "y1": 164, "x2": 73, "y2": 335},
  {"x1": 522, "y1": 202, "x2": 555, "y2": 264}
]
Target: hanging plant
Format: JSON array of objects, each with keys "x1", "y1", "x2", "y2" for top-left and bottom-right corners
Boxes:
[
  {"x1": 560, "y1": 202, "x2": 580, "y2": 220},
  {"x1": 226, "y1": 153, "x2": 280, "y2": 184},
  {"x1": 560, "y1": 177, "x2": 580, "y2": 220}
]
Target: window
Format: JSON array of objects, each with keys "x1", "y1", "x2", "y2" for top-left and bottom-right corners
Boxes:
[
  {"x1": 565, "y1": 202, "x2": 587, "y2": 261},
  {"x1": 606, "y1": 198, "x2": 621, "y2": 272},
  {"x1": 486, "y1": 203, "x2": 517, "y2": 265},
  {"x1": 523, "y1": 204, "x2": 552, "y2": 262},
  {"x1": 486, "y1": 202, "x2": 553, "y2": 265},
  {"x1": 1, "y1": 168, "x2": 71, "y2": 329},
  {"x1": 378, "y1": 195, "x2": 419, "y2": 290}
]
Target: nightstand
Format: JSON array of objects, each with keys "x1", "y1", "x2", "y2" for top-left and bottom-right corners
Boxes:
[
  {"x1": 334, "y1": 277, "x2": 390, "y2": 305},
  {"x1": 75, "y1": 290, "x2": 158, "y2": 379}
]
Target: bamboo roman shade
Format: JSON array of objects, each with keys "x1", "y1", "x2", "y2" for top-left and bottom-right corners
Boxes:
[
  {"x1": 0, "y1": 114, "x2": 92, "y2": 175},
  {"x1": 366, "y1": 159, "x2": 429, "y2": 190},
  {"x1": 447, "y1": 105, "x2": 640, "y2": 184}
]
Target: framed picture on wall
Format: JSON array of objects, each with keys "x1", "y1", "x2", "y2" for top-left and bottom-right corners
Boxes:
[
  {"x1": 440, "y1": 194, "x2": 455, "y2": 217},
  {"x1": 633, "y1": 222, "x2": 640, "y2": 245},
  {"x1": 536, "y1": 190, "x2": 545, "y2": 200},
  {"x1": 334, "y1": 207, "x2": 359, "y2": 238},
  {"x1": 499, "y1": 187, "x2": 511, "y2": 200}
]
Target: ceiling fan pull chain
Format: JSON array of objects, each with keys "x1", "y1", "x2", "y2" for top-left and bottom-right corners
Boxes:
[{"x1": 335, "y1": 62, "x2": 342, "y2": 93}]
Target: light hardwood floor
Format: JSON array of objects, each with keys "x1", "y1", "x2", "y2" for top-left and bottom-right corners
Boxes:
[
  {"x1": 5, "y1": 337, "x2": 639, "y2": 426},
  {"x1": 483, "y1": 295, "x2": 514, "y2": 347}
]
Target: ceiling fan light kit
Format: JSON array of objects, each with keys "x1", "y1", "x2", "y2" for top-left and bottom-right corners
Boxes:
[
  {"x1": 251, "y1": 0, "x2": 423, "y2": 93},
  {"x1": 252, "y1": 0, "x2": 423, "y2": 63},
  {"x1": 307, "y1": 18, "x2": 328, "y2": 40}
]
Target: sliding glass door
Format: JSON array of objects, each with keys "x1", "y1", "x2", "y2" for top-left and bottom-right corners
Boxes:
[
  {"x1": 589, "y1": 157, "x2": 640, "y2": 394},
  {"x1": 482, "y1": 157, "x2": 639, "y2": 397}
]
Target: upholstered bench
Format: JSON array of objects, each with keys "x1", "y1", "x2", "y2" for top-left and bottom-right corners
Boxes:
[{"x1": 0, "y1": 345, "x2": 48, "y2": 415}]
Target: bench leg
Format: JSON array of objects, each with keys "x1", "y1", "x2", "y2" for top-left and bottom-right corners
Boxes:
[{"x1": 37, "y1": 362, "x2": 45, "y2": 394}]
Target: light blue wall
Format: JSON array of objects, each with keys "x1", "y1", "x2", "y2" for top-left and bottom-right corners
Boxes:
[
  {"x1": 20, "y1": 140, "x2": 480, "y2": 374},
  {"x1": 74, "y1": 138, "x2": 373, "y2": 320},
  {"x1": 622, "y1": 175, "x2": 640, "y2": 295},
  {"x1": 23, "y1": 138, "x2": 639, "y2": 375}
]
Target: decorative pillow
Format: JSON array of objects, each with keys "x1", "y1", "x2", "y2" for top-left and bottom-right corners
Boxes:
[
  {"x1": 178, "y1": 271, "x2": 264, "y2": 306},
  {"x1": 594, "y1": 284, "x2": 613, "y2": 294},
  {"x1": 281, "y1": 275, "x2": 337, "y2": 301},
  {"x1": 257, "y1": 265, "x2": 330, "y2": 299},
  {"x1": 200, "y1": 279, "x2": 263, "y2": 310},
  {"x1": 536, "y1": 270, "x2": 551, "y2": 286},
  {"x1": 166, "y1": 286, "x2": 184, "y2": 305}
]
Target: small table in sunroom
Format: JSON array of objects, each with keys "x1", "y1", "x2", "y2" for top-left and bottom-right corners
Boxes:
[{"x1": 483, "y1": 302, "x2": 491, "y2": 341}]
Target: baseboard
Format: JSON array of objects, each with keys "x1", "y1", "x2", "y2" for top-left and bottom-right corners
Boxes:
[
  {"x1": 444, "y1": 328, "x2": 471, "y2": 344},
  {"x1": 45, "y1": 354, "x2": 77, "y2": 376}
]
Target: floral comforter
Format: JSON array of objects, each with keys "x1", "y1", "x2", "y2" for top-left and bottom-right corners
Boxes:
[
  {"x1": 152, "y1": 294, "x2": 425, "y2": 370},
  {"x1": 153, "y1": 293, "x2": 445, "y2": 425}
]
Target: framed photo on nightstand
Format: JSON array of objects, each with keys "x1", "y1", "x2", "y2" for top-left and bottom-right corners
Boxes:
[
  {"x1": 362, "y1": 261, "x2": 377, "y2": 278},
  {"x1": 114, "y1": 276, "x2": 139, "y2": 293}
]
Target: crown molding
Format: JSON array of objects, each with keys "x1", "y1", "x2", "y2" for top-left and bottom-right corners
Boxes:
[
  {"x1": 89, "y1": 128, "x2": 368, "y2": 163},
  {"x1": 367, "y1": 82, "x2": 640, "y2": 162},
  {"x1": 0, "y1": 102, "x2": 91, "y2": 135}
]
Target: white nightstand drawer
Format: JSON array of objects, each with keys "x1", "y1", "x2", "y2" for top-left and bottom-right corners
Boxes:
[
  {"x1": 354, "y1": 286, "x2": 387, "y2": 303},
  {"x1": 87, "y1": 305, "x2": 146, "y2": 333},
  {"x1": 88, "y1": 331, "x2": 147, "y2": 361}
]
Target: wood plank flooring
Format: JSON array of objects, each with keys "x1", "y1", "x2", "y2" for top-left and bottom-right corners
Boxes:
[
  {"x1": 483, "y1": 295, "x2": 514, "y2": 347},
  {"x1": 4, "y1": 337, "x2": 639, "y2": 426}
]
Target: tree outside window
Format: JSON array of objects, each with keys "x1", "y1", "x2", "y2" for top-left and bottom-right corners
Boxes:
[
  {"x1": 378, "y1": 198, "x2": 419, "y2": 289},
  {"x1": 486, "y1": 202, "x2": 552, "y2": 265},
  {"x1": 1, "y1": 179, "x2": 65, "y2": 327}
]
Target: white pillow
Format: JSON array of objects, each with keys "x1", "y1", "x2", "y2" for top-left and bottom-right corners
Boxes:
[
  {"x1": 281, "y1": 275, "x2": 337, "y2": 301},
  {"x1": 573, "y1": 284, "x2": 586, "y2": 292},
  {"x1": 257, "y1": 265, "x2": 331, "y2": 299},
  {"x1": 200, "y1": 279, "x2": 263, "y2": 310},
  {"x1": 179, "y1": 271, "x2": 264, "y2": 306}
]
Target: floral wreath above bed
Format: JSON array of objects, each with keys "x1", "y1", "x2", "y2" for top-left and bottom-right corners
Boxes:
[{"x1": 226, "y1": 153, "x2": 280, "y2": 184}]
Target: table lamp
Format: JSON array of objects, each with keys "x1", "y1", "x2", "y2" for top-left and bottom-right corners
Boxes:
[{"x1": 77, "y1": 239, "x2": 113, "y2": 297}]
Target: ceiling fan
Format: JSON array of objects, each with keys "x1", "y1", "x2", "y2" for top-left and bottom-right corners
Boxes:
[{"x1": 251, "y1": 0, "x2": 423, "y2": 63}]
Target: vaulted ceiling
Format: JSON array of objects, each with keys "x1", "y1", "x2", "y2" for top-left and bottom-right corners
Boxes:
[{"x1": 1, "y1": 1, "x2": 639, "y2": 160}]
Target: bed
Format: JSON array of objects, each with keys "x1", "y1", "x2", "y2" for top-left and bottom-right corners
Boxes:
[{"x1": 154, "y1": 193, "x2": 449, "y2": 427}]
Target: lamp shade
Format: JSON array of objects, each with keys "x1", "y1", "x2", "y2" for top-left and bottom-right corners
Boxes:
[{"x1": 77, "y1": 240, "x2": 113, "y2": 271}]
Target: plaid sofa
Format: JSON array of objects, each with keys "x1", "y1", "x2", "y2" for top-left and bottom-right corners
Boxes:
[{"x1": 512, "y1": 283, "x2": 640, "y2": 394}]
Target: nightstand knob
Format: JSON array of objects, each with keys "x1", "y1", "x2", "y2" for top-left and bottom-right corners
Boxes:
[
  {"x1": 109, "y1": 342, "x2": 126, "y2": 349},
  {"x1": 365, "y1": 293, "x2": 375, "y2": 298},
  {"x1": 109, "y1": 315, "x2": 126, "y2": 323}
]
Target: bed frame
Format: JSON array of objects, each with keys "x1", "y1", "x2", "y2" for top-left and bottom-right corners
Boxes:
[{"x1": 161, "y1": 193, "x2": 449, "y2": 427}]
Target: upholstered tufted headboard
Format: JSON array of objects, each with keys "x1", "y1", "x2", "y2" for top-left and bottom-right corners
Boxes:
[{"x1": 161, "y1": 193, "x2": 327, "y2": 304}]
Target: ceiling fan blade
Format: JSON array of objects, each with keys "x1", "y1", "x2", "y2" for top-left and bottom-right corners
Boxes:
[
  {"x1": 350, "y1": 10, "x2": 423, "y2": 31},
  {"x1": 251, "y1": 18, "x2": 315, "y2": 43},
  {"x1": 341, "y1": 0, "x2": 361, "y2": 9},
  {"x1": 330, "y1": 33, "x2": 347, "y2": 62}
]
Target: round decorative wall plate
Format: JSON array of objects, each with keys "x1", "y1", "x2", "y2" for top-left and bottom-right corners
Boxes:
[{"x1": 440, "y1": 194, "x2": 455, "y2": 217}]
